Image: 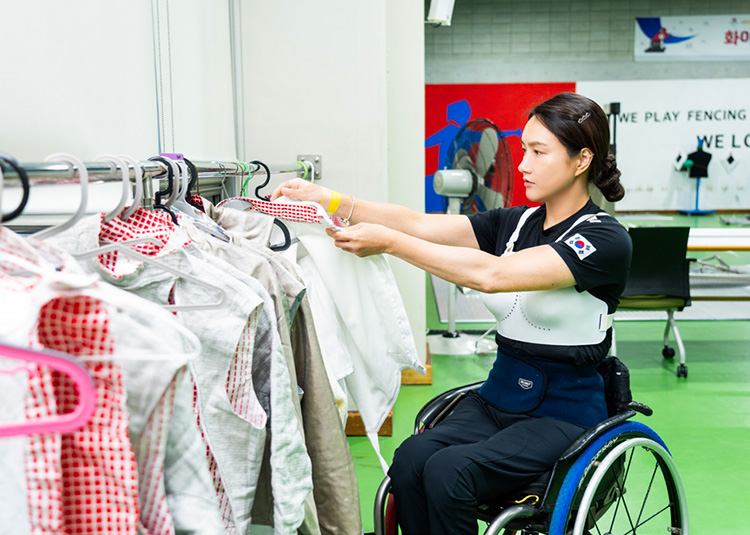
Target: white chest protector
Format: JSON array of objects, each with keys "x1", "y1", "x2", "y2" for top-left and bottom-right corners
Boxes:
[{"x1": 479, "y1": 206, "x2": 614, "y2": 346}]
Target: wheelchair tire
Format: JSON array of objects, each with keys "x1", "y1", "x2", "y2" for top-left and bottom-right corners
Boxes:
[{"x1": 548, "y1": 421, "x2": 688, "y2": 535}]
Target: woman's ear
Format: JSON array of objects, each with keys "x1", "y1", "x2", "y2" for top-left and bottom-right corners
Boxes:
[{"x1": 575, "y1": 148, "x2": 594, "y2": 176}]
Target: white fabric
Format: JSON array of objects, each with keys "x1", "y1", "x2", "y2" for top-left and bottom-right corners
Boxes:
[
  {"x1": 480, "y1": 209, "x2": 614, "y2": 346},
  {"x1": 110, "y1": 250, "x2": 268, "y2": 534},
  {"x1": 0, "y1": 358, "x2": 32, "y2": 535},
  {"x1": 286, "y1": 221, "x2": 423, "y2": 473},
  {"x1": 181, "y1": 244, "x2": 314, "y2": 535},
  {"x1": 296, "y1": 254, "x2": 351, "y2": 424},
  {"x1": 0, "y1": 227, "x2": 203, "y2": 533},
  {"x1": 164, "y1": 370, "x2": 225, "y2": 534},
  {"x1": 45, "y1": 217, "x2": 272, "y2": 533},
  {"x1": 296, "y1": 254, "x2": 354, "y2": 381},
  {"x1": 191, "y1": 209, "x2": 358, "y2": 534}
]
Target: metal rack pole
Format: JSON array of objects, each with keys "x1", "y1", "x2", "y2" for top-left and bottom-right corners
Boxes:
[
  {"x1": 0, "y1": 159, "x2": 310, "y2": 183},
  {"x1": 1, "y1": 159, "x2": 317, "y2": 208}
]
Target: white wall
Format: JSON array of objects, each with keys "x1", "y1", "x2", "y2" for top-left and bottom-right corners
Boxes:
[
  {"x1": 386, "y1": 1, "x2": 427, "y2": 364},
  {"x1": 425, "y1": 0, "x2": 750, "y2": 84},
  {"x1": 0, "y1": 2, "x2": 157, "y2": 160},
  {"x1": 0, "y1": 0, "x2": 427, "y2": 364},
  {"x1": 0, "y1": 0, "x2": 236, "y2": 215},
  {"x1": 238, "y1": 1, "x2": 427, "y2": 363}
]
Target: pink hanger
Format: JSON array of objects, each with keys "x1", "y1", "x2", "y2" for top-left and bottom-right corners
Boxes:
[{"x1": 0, "y1": 343, "x2": 97, "y2": 438}]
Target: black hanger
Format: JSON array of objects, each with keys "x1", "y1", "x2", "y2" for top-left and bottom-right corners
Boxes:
[
  {"x1": 249, "y1": 160, "x2": 291, "y2": 251},
  {"x1": 148, "y1": 156, "x2": 178, "y2": 224},
  {"x1": 270, "y1": 219, "x2": 292, "y2": 251},
  {"x1": 0, "y1": 153, "x2": 31, "y2": 223},
  {"x1": 182, "y1": 157, "x2": 204, "y2": 212},
  {"x1": 184, "y1": 157, "x2": 198, "y2": 198},
  {"x1": 250, "y1": 160, "x2": 271, "y2": 200}
]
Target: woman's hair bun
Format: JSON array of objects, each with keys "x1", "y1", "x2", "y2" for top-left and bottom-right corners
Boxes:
[{"x1": 594, "y1": 152, "x2": 624, "y2": 202}]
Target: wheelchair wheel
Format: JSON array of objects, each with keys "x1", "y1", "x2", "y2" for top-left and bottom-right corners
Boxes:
[{"x1": 549, "y1": 421, "x2": 688, "y2": 535}]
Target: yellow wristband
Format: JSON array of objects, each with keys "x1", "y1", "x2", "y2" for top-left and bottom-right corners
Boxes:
[{"x1": 327, "y1": 190, "x2": 342, "y2": 213}]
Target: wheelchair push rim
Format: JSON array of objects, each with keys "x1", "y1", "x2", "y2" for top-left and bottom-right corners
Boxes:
[{"x1": 550, "y1": 422, "x2": 689, "y2": 535}]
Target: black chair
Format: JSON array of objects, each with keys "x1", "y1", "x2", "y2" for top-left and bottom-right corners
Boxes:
[
  {"x1": 373, "y1": 358, "x2": 689, "y2": 534},
  {"x1": 616, "y1": 226, "x2": 692, "y2": 378}
]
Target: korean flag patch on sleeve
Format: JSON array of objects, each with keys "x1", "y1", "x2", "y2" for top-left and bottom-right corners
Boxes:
[{"x1": 565, "y1": 233, "x2": 596, "y2": 260}]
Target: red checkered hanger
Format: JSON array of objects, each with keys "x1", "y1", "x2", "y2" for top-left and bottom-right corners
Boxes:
[{"x1": 217, "y1": 160, "x2": 345, "y2": 250}]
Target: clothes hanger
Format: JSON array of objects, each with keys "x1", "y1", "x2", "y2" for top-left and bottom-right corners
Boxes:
[
  {"x1": 250, "y1": 160, "x2": 292, "y2": 251},
  {"x1": 251, "y1": 159, "x2": 271, "y2": 200},
  {"x1": 184, "y1": 157, "x2": 198, "y2": 198},
  {"x1": 165, "y1": 158, "x2": 182, "y2": 207},
  {"x1": 0, "y1": 343, "x2": 97, "y2": 438},
  {"x1": 183, "y1": 157, "x2": 205, "y2": 212},
  {"x1": 157, "y1": 157, "x2": 231, "y2": 241},
  {"x1": 117, "y1": 155, "x2": 144, "y2": 221},
  {"x1": 73, "y1": 240, "x2": 227, "y2": 312},
  {"x1": 0, "y1": 244, "x2": 204, "y2": 362},
  {"x1": 210, "y1": 160, "x2": 292, "y2": 250},
  {"x1": 270, "y1": 218, "x2": 293, "y2": 251},
  {"x1": 148, "y1": 155, "x2": 178, "y2": 224},
  {"x1": 0, "y1": 153, "x2": 31, "y2": 223},
  {"x1": 94, "y1": 154, "x2": 130, "y2": 223},
  {"x1": 170, "y1": 159, "x2": 203, "y2": 218},
  {"x1": 32, "y1": 153, "x2": 89, "y2": 240}
]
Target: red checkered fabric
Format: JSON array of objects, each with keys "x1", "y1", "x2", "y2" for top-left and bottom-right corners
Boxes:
[
  {"x1": 187, "y1": 196, "x2": 205, "y2": 212},
  {"x1": 132, "y1": 369, "x2": 183, "y2": 535},
  {"x1": 0, "y1": 231, "x2": 45, "y2": 292},
  {"x1": 97, "y1": 208, "x2": 271, "y2": 529},
  {"x1": 217, "y1": 197, "x2": 346, "y2": 228},
  {"x1": 191, "y1": 308, "x2": 265, "y2": 531},
  {"x1": 38, "y1": 295, "x2": 140, "y2": 535},
  {"x1": 97, "y1": 208, "x2": 190, "y2": 274},
  {"x1": 0, "y1": 229, "x2": 62, "y2": 533},
  {"x1": 24, "y1": 364, "x2": 64, "y2": 534},
  {"x1": 228, "y1": 310, "x2": 266, "y2": 429}
]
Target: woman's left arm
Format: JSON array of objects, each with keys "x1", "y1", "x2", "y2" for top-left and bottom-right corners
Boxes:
[{"x1": 326, "y1": 223, "x2": 576, "y2": 293}]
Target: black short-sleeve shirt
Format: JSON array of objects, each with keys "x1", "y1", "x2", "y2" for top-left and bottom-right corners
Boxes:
[{"x1": 467, "y1": 199, "x2": 632, "y2": 364}]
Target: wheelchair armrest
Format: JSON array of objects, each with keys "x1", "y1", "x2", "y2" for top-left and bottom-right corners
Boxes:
[
  {"x1": 557, "y1": 409, "x2": 637, "y2": 463},
  {"x1": 414, "y1": 381, "x2": 484, "y2": 433},
  {"x1": 628, "y1": 400, "x2": 653, "y2": 416}
]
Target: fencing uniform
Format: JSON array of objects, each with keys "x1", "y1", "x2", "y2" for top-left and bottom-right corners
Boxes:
[{"x1": 389, "y1": 199, "x2": 632, "y2": 535}]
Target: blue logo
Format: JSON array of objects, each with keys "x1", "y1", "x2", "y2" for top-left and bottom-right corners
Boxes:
[{"x1": 637, "y1": 17, "x2": 696, "y2": 53}]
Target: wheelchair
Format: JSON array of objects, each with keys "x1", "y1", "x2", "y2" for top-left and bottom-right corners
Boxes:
[{"x1": 373, "y1": 359, "x2": 689, "y2": 535}]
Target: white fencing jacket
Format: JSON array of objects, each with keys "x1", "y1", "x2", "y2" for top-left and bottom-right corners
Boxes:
[{"x1": 285, "y1": 220, "x2": 424, "y2": 473}]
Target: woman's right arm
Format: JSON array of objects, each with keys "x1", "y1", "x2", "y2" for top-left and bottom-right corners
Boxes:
[{"x1": 270, "y1": 178, "x2": 479, "y2": 249}]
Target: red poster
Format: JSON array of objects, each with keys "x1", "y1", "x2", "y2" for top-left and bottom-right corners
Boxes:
[{"x1": 425, "y1": 82, "x2": 576, "y2": 212}]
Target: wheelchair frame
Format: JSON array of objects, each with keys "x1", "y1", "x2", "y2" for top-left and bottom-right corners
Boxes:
[{"x1": 374, "y1": 382, "x2": 689, "y2": 535}]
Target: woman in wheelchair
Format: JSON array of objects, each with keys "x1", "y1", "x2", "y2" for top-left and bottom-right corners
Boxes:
[{"x1": 272, "y1": 93, "x2": 637, "y2": 534}]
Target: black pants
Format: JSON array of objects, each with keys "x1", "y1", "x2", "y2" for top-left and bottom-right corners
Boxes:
[{"x1": 388, "y1": 392, "x2": 584, "y2": 535}]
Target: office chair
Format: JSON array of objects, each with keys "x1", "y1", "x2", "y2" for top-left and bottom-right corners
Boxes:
[{"x1": 616, "y1": 226, "x2": 692, "y2": 377}]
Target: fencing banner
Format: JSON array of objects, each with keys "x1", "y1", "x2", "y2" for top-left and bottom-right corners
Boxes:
[{"x1": 578, "y1": 78, "x2": 750, "y2": 212}]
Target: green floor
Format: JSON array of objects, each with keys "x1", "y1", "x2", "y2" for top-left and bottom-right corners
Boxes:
[{"x1": 348, "y1": 213, "x2": 750, "y2": 534}]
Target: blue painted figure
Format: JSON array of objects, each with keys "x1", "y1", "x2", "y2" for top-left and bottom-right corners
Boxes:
[{"x1": 425, "y1": 100, "x2": 472, "y2": 212}]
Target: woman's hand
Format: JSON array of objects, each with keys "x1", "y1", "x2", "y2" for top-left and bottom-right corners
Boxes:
[
  {"x1": 270, "y1": 178, "x2": 323, "y2": 203},
  {"x1": 325, "y1": 223, "x2": 395, "y2": 257}
]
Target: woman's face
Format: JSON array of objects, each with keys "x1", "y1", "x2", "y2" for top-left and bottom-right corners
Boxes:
[{"x1": 518, "y1": 116, "x2": 585, "y2": 204}]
